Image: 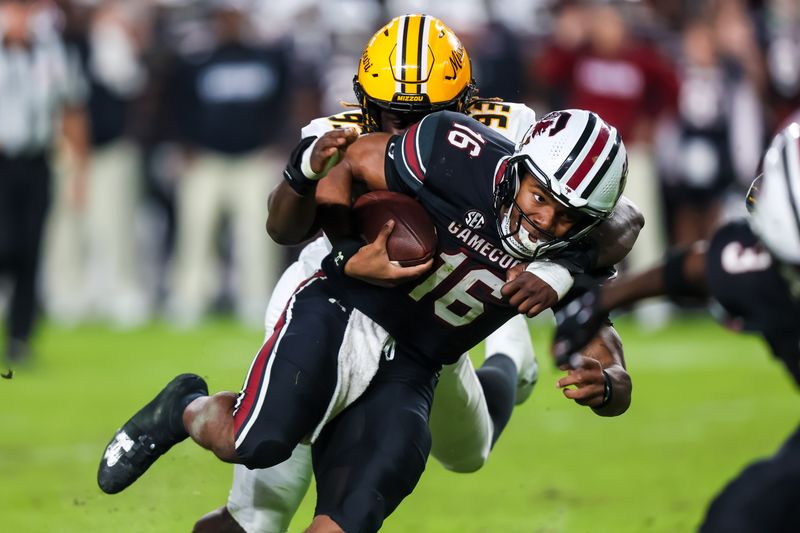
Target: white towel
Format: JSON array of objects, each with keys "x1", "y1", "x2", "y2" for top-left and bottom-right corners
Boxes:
[{"x1": 307, "y1": 309, "x2": 390, "y2": 443}]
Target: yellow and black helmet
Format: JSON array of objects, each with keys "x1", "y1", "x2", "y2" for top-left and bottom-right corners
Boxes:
[{"x1": 354, "y1": 14, "x2": 477, "y2": 132}]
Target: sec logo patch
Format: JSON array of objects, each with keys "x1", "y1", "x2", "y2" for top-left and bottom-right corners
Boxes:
[{"x1": 464, "y1": 209, "x2": 486, "y2": 229}]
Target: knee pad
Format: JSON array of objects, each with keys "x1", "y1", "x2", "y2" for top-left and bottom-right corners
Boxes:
[{"x1": 435, "y1": 446, "x2": 489, "y2": 474}]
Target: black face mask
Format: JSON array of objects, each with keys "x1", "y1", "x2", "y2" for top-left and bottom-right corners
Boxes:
[{"x1": 378, "y1": 110, "x2": 429, "y2": 134}]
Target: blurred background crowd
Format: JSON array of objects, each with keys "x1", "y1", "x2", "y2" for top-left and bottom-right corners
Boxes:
[{"x1": 1, "y1": 0, "x2": 799, "y2": 362}]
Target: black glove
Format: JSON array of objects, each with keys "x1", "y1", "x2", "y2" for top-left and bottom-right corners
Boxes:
[{"x1": 552, "y1": 285, "x2": 607, "y2": 367}]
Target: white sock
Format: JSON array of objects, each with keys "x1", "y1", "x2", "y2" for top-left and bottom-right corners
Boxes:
[{"x1": 484, "y1": 314, "x2": 534, "y2": 374}]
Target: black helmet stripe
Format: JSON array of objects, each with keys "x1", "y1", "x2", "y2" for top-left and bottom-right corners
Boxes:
[
  {"x1": 416, "y1": 15, "x2": 427, "y2": 87},
  {"x1": 400, "y1": 16, "x2": 411, "y2": 92},
  {"x1": 581, "y1": 132, "x2": 621, "y2": 199},
  {"x1": 780, "y1": 134, "x2": 800, "y2": 239},
  {"x1": 553, "y1": 112, "x2": 597, "y2": 181}
]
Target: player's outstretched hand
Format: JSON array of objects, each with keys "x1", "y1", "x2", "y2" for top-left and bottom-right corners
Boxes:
[
  {"x1": 552, "y1": 286, "x2": 606, "y2": 367},
  {"x1": 310, "y1": 128, "x2": 359, "y2": 175},
  {"x1": 501, "y1": 263, "x2": 559, "y2": 317},
  {"x1": 556, "y1": 355, "x2": 607, "y2": 408},
  {"x1": 345, "y1": 220, "x2": 433, "y2": 287}
]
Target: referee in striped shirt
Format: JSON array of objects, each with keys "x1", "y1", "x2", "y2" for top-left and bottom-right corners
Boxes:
[{"x1": 0, "y1": 0, "x2": 89, "y2": 364}]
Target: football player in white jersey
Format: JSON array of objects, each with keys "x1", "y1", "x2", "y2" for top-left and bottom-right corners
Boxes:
[{"x1": 194, "y1": 14, "x2": 642, "y2": 533}]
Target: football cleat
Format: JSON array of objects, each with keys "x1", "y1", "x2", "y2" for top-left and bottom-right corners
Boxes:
[{"x1": 97, "y1": 373, "x2": 207, "y2": 494}]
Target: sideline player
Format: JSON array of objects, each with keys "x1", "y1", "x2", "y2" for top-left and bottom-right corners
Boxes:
[
  {"x1": 97, "y1": 107, "x2": 633, "y2": 533},
  {"x1": 195, "y1": 14, "x2": 643, "y2": 533},
  {"x1": 551, "y1": 123, "x2": 800, "y2": 532}
]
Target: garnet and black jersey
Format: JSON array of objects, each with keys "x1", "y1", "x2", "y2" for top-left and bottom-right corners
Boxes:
[
  {"x1": 324, "y1": 111, "x2": 524, "y2": 365},
  {"x1": 705, "y1": 220, "x2": 800, "y2": 384}
]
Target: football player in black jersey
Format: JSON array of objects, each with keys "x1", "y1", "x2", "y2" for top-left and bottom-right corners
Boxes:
[
  {"x1": 197, "y1": 15, "x2": 642, "y2": 533},
  {"x1": 97, "y1": 109, "x2": 633, "y2": 533},
  {"x1": 552, "y1": 122, "x2": 800, "y2": 532}
]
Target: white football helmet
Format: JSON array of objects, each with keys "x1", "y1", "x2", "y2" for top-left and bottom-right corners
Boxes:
[
  {"x1": 494, "y1": 109, "x2": 628, "y2": 259},
  {"x1": 748, "y1": 122, "x2": 800, "y2": 264}
]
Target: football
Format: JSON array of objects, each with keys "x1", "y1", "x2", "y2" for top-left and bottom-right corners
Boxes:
[{"x1": 352, "y1": 191, "x2": 437, "y2": 267}]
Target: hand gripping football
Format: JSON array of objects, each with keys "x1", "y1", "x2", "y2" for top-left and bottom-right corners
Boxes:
[{"x1": 352, "y1": 191, "x2": 437, "y2": 267}]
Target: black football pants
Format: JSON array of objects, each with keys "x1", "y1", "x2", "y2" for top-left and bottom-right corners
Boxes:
[
  {"x1": 0, "y1": 154, "x2": 50, "y2": 347},
  {"x1": 700, "y1": 422, "x2": 800, "y2": 533}
]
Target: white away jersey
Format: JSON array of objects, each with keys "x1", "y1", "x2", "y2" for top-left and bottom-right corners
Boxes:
[{"x1": 299, "y1": 99, "x2": 536, "y2": 143}]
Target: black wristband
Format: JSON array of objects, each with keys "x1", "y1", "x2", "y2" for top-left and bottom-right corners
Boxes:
[
  {"x1": 283, "y1": 136, "x2": 318, "y2": 197},
  {"x1": 600, "y1": 369, "x2": 613, "y2": 407},
  {"x1": 322, "y1": 237, "x2": 365, "y2": 278}
]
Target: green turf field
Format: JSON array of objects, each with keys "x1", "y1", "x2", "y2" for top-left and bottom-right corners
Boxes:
[{"x1": 1, "y1": 316, "x2": 797, "y2": 532}]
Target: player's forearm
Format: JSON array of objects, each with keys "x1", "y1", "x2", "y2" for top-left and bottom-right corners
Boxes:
[
  {"x1": 267, "y1": 134, "x2": 328, "y2": 244},
  {"x1": 591, "y1": 328, "x2": 631, "y2": 417},
  {"x1": 580, "y1": 327, "x2": 631, "y2": 417},
  {"x1": 266, "y1": 180, "x2": 320, "y2": 245},
  {"x1": 600, "y1": 266, "x2": 666, "y2": 312},
  {"x1": 600, "y1": 245, "x2": 709, "y2": 311},
  {"x1": 268, "y1": 131, "x2": 360, "y2": 245}
]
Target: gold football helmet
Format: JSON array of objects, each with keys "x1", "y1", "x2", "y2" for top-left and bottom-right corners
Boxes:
[{"x1": 354, "y1": 14, "x2": 477, "y2": 132}]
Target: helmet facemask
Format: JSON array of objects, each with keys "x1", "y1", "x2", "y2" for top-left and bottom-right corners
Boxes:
[
  {"x1": 354, "y1": 75, "x2": 476, "y2": 133},
  {"x1": 494, "y1": 161, "x2": 602, "y2": 260},
  {"x1": 745, "y1": 174, "x2": 762, "y2": 215}
]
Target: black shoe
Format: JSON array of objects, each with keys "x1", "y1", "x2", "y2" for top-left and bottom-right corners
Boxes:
[{"x1": 97, "y1": 373, "x2": 208, "y2": 494}]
